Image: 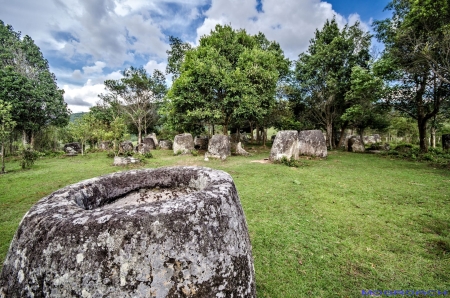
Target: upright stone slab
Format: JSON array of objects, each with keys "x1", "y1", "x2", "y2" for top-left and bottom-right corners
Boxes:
[
  {"x1": 235, "y1": 142, "x2": 250, "y2": 156},
  {"x1": 269, "y1": 130, "x2": 299, "y2": 161},
  {"x1": 99, "y1": 141, "x2": 111, "y2": 151},
  {"x1": 64, "y1": 142, "x2": 82, "y2": 154},
  {"x1": 207, "y1": 135, "x2": 231, "y2": 160},
  {"x1": 159, "y1": 140, "x2": 173, "y2": 150},
  {"x1": 142, "y1": 137, "x2": 156, "y2": 149},
  {"x1": 145, "y1": 133, "x2": 158, "y2": 147},
  {"x1": 348, "y1": 136, "x2": 365, "y2": 152},
  {"x1": 0, "y1": 167, "x2": 256, "y2": 298},
  {"x1": 120, "y1": 141, "x2": 134, "y2": 152},
  {"x1": 298, "y1": 130, "x2": 327, "y2": 158},
  {"x1": 135, "y1": 143, "x2": 151, "y2": 154},
  {"x1": 194, "y1": 136, "x2": 209, "y2": 150},
  {"x1": 443, "y1": 134, "x2": 450, "y2": 150},
  {"x1": 173, "y1": 133, "x2": 194, "y2": 154}
]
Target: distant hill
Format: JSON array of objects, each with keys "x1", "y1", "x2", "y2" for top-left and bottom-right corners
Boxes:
[{"x1": 69, "y1": 112, "x2": 86, "y2": 122}]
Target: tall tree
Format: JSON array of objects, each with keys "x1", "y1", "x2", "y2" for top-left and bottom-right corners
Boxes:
[
  {"x1": 373, "y1": 0, "x2": 450, "y2": 152},
  {"x1": 166, "y1": 36, "x2": 192, "y2": 81},
  {"x1": 0, "y1": 100, "x2": 16, "y2": 173},
  {"x1": 166, "y1": 25, "x2": 289, "y2": 135},
  {"x1": 0, "y1": 20, "x2": 69, "y2": 146},
  {"x1": 100, "y1": 67, "x2": 167, "y2": 144},
  {"x1": 295, "y1": 18, "x2": 371, "y2": 148},
  {"x1": 342, "y1": 65, "x2": 390, "y2": 145}
]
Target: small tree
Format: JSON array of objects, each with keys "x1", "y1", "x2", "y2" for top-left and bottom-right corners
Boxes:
[
  {"x1": 103, "y1": 117, "x2": 128, "y2": 156},
  {"x1": 0, "y1": 100, "x2": 16, "y2": 173}
]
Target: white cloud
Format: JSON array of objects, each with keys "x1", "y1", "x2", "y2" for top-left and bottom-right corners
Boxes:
[
  {"x1": 63, "y1": 80, "x2": 106, "y2": 113},
  {"x1": 82, "y1": 61, "x2": 107, "y2": 75},
  {"x1": 144, "y1": 60, "x2": 167, "y2": 75},
  {"x1": 195, "y1": 0, "x2": 370, "y2": 60}
]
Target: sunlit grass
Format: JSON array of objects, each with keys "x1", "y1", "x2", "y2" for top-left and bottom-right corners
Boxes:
[{"x1": 1, "y1": 148, "x2": 449, "y2": 297}]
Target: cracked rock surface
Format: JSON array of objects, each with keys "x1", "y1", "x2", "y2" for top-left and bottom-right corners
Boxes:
[{"x1": 0, "y1": 167, "x2": 255, "y2": 298}]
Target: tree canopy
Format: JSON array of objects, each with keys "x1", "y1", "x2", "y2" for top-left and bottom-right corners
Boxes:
[{"x1": 165, "y1": 25, "x2": 290, "y2": 135}]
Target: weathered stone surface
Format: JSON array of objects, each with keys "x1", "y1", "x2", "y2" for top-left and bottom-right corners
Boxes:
[
  {"x1": 363, "y1": 134, "x2": 381, "y2": 145},
  {"x1": 194, "y1": 136, "x2": 208, "y2": 150},
  {"x1": 142, "y1": 137, "x2": 156, "y2": 149},
  {"x1": 443, "y1": 134, "x2": 450, "y2": 150},
  {"x1": 99, "y1": 141, "x2": 112, "y2": 151},
  {"x1": 298, "y1": 130, "x2": 327, "y2": 158},
  {"x1": 113, "y1": 156, "x2": 141, "y2": 166},
  {"x1": 64, "y1": 142, "x2": 82, "y2": 154},
  {"x1": 269, "y1": 130, "x2": 299, "y2": 161},
  {"x1": 145, "y1": 133, "x2": 158, "y2": 147},
  {"x1": 0, "y1": 167, "x2": 256, "y2": 298},
  {"x1": 120, "y1": 141, "x2": 134, "y2": 152},
  {"x1": 348, "y1": 136, "x2": 365, "y2": 152},
  {"x1": 206, "y1": 135, "x2": 231, "y2": 160},
  {"x1": 173, "y1": 133, "x2": 194, "y2": 154},
  {"x1": 159, "y1": 140, "x2": 173, "y2": 150},
  {"x1": 235, "y1": 142, "x2": 250, "y2": 156},
  {"x1": 135, "y1": 143, "x2": 151, "y2": 154}
]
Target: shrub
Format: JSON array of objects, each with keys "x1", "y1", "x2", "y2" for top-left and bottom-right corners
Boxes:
[
  {"x1": 277, "y1": 156, "x2": 304, "y2": 168},
  {"x1": 174, "y1": 150, "x2": 183, "y2": 156},
  {"x1": 191, "y1": 150, "x2": 198, "y2": 157},
  {"x1": 20, "y1": 147, "x2": 39, "y2": 169},
  {"x1": 142, "y1": 151, "x2": 153, "y2": 159},
  {"x1": 106, "y1": 151, "x2": 115, "y2": 158}
]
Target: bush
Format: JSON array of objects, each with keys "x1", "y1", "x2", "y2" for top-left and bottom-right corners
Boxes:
[
  {"x1": 191, "y1": 150, "x2": 198, "y2": 157},
  {"x1": 106, "y1": 151, "x2": 115, "y2": 158},
  {"x1": 277, "y1": 156, "x2": 305, "y2": 168},
  {"x1": 20, "y1": 147, "x2": 39, "y2": 169},
  {"x1": 174, "y1": 150, "x2": 183, "y2": 156},
  {"x1": 142, "y1": 151, "x2": 153, "y2": 159}
]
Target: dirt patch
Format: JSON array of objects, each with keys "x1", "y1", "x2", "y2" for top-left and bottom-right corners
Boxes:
[{"x1": 251, "y1": 159, "x2": 271, "y2": 164}]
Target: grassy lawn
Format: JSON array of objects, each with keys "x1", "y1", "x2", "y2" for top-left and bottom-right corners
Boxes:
[{"x1": 1, "y1": 148, "x2": 449, "y2": 297}]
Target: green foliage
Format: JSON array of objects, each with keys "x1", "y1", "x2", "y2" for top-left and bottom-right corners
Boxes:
[
  {"x1": 100, "y1": 66, "x2": 167, "y2": 143},
  {"x1": 190, "y1": 149, "x2": 198, "y2": 157},
  {"x1": 19, "y1": 146, "x2": 38, "y2": 169},
  {"x1": 0, "y1": 21, "x2": 69, "y2": 143},
  {"x1": 276, "y1": 156, "x2": 305, "y2": 168},
  {"x1": 174, "y1": 150, "x2": 183, "y2": 156},
  {"x1": 106, "y1": 151, "x2": 115, "y2": 158},
  {"x1": 0, "y1": 99, "x2": 16, "y2": 173},
  {"x1": 373, "y1": 0, "x2": 450, "y2": 152},
  {"x1": 166, "y1": 25, "x2": 289, "y2": 134},
  {"x1": 141, "y1": 151, "x2": 153, "y2": 159},
  {"x1": 166, "y1": 36, "x2": 192, "y2": 81},
  {"x1": 295, "y1": 18, "x2": 372, "y2": 148}
]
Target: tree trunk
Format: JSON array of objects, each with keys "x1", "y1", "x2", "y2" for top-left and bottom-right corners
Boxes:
[
  {"x1": 359, "y1": 128, "x2": 365, "y2": 147},
  {"x1": 418, "y1": 118, "x2": 428, "y2": 153},
  {"x1": 1, "y1": 143, "x2": 5, "y2": 174},
  {"x1": 138, "y1": 119, "x2": 142, "y2": 145},
  {"x1": 326, "y1": 122, "x2": 333, "y2": 149},
  {"x1": 431, "y1": 126, "x2": 436, "y2": 148},
  {"x1": 249, "y1": 122, "x2": 254, "y2": 141},
  {"x1": 30, "y1": 131, "x2": 35, "y2": 149},
  {"x1": 263, "y1": 127, "x2": 267, "y2": 148},
  {"x1": 337, "y1": 122, "x2": 348, "y2": 149},
  {"x1": 22, "y1": 130, "x2": 28, "y2": 147},
  {"x1": 222, "y1": 124, "x2": 228, "y2": 135}
]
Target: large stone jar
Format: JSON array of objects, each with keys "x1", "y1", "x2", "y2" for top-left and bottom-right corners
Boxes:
[{"x1": 0, "y1": 167, "x2": 255, "y2": 298}]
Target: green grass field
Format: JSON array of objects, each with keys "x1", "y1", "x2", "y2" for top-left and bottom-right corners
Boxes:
[{"x1": 1, "y1": 148, "x2": 449, "y2": 297}]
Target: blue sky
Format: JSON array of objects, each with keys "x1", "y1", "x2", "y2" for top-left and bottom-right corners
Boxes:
[{"x1": 0, "y1": 0, "x2": 391, "y2": 112}]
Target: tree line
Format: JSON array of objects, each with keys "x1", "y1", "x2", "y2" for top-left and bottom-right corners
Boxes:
[{"x1": 1, "y1": 0, "x2": 450, "y2": 173}]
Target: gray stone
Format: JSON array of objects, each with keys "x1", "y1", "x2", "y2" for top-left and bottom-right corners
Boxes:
[
  {"x1": 206, "y1": 135, "x2": 231, "y2": 160},
  {"x1": 113, "y1": 156, "x2": 141, "y2": 166},
  {"x1": 235, "y1": 142, "x2": 250, "y2": 156},
  {"x1": 142, "y1": 137, "x2": 156, "y2": 149},
  {"x1": 443, "y1": 134, "x2": 450, "y2": 150},
  {"x1": 145, "y1": 133, "x2": 158, "y2": 147},
  {"x1": 159, "y1": 140, "x2": 173, "y2": 150},
  {"x1": 363, "y1": 134, "x2": 381, "y2": 145},
  {"x1": 298, "y1": 130, "x2": 327, "y2": 158},
  {"x1": 120, "y1": 141, "x2": 134, "y2": 152},
  {"x1": 348, "y1": 136, "x2": 365, "y2": 152},
  {"x1": 99, "y1": 141, "x2": 112, "y2": 151},
  {"x1": 269, "y1": 130, "x2": 299, "y2": 161},
  {"x1": 64, "y1": 142, "x2": 82, "y2": 154},
  {"x1": 0, "y1": 167, "x2": 256, "y2": 298},
  {"x1": 135, "y1": 143, "x2": 151, "y2": 154},
  {"x1": 194, "y1": 136, "x2": 208, "y2": 150},
  {"x1": 173, "y1": 133, "x2": 194, "y2": 155}
]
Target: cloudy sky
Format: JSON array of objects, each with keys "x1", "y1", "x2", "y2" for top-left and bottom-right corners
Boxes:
[{"x1": 0, "y1": 0, "x2": 391, "y2": 113}]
